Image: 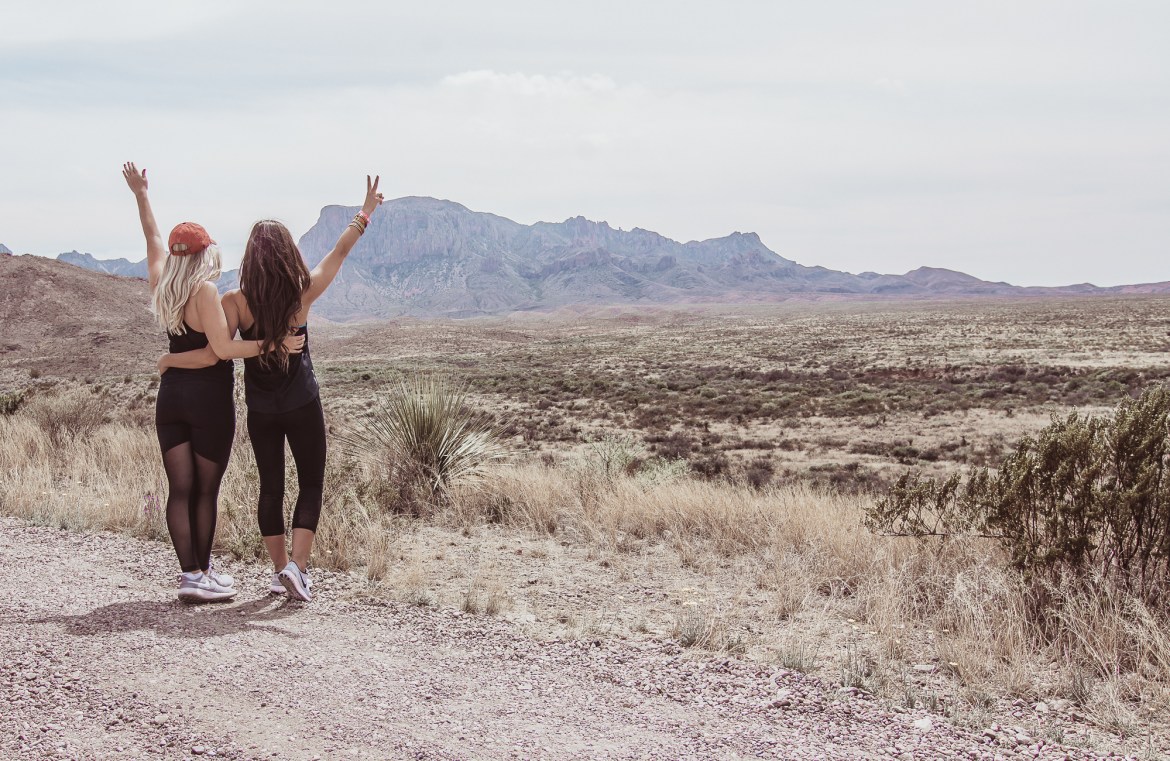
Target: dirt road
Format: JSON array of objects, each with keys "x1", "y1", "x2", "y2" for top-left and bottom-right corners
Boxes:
[{"x1": 0, "y1": 519, "x2": 1123, "y2": 760}]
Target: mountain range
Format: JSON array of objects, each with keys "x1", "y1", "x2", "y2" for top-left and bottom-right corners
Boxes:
[
  {"x1": 57, "y1": 250, "x2": 147, "y2": 279},
  {"x1": 19, "y1": 196, "x2": 1170, "y2": 319}
]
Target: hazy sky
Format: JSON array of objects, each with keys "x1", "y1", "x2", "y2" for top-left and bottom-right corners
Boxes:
[{"x1": 2, "y1": 1, "x2": 1167, "y2": 286}]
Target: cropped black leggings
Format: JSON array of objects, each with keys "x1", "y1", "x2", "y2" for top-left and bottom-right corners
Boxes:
[
  {"x1": 155, "y1": 377, "x2": 235, "y2": 573},
  {"x1": 248, "y1": 397, "x2": 326, "y2": 537}
]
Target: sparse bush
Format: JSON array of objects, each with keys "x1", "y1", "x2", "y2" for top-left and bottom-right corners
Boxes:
[
  {"x1": 868, "y1": 386, "x2": 1170, "y2": 607},
  {"x1": 743, "y1": 456, "x2": 775, "y2": 490},
  {"x1": 0, "y1": 389, "x2": 26, "y2": 416},
  {"x1": 22, "y1": 388, "x2": 110, "y2": 445},
  {"x1": 691, "y1": 451, "x2": 730, "y2": 480},
  {"x1": 634, "y1": 455, "x2": 691, "y2": 487},
  {"x1": 587, "y1": 434, "x2": 644, "y2": 479}
]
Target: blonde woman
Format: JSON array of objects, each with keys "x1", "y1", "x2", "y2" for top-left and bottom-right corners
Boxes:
[{"x1": 123, "y1": 162, "x2": 303, "y2": 603}]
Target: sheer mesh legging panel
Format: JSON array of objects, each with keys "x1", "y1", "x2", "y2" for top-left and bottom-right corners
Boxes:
[{"x1": 161, "y1": 442, "x2": 229, "y2": 573}]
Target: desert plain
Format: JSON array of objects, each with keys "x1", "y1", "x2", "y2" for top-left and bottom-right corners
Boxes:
[{"x1": 3, "y1": 256, "x2": 1170, "y2": 759}]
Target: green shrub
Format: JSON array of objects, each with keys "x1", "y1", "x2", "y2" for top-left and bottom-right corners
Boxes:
[
  {"x1": 0, "y1": 389, "x2": 26, "y2": 416},
  {"x1": 867, "y1": 386, "x2": 1170, "y2": 606}
]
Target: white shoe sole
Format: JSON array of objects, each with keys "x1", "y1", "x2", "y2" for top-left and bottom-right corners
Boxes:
[
  {"x1": 279, "y1": 568, "x2": 312, "y2": 601},
  {"x1": 177, "y1": 587, "x2": 237, "y2": 604}
]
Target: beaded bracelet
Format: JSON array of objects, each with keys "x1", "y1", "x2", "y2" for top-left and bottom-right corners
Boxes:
[{"x1": 357, "y1": 210, "x2": 371, "y2": 224}]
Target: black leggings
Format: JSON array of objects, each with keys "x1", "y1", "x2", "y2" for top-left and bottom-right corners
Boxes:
[
  {"x1": 155, "y1": 378, "x2": 235, "y2": 573},
  {"x1": 248, "y1": 398, "x2": 326, "y2": 537}
]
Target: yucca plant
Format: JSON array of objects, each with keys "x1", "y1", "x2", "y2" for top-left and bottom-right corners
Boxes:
[{"x1": 342, "y1": 375, "x2": 510, "y2": 514}]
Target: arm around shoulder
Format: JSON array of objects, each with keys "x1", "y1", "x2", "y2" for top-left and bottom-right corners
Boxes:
[
  {"x1": 195, "y1": 283, "x2": 304, "y2": 360},
  {"x1": 195, "y1": 282, "x2": 265, "y2": 360}
]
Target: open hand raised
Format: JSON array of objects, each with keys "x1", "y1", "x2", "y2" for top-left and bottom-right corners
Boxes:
[{"x1": 122, "y1": 162, "x2": 148, "y2": 196}]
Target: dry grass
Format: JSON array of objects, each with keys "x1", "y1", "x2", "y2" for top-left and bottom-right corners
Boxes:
[{"x1": 4, "y1": 398, "x2": 1167, "y2": 741}]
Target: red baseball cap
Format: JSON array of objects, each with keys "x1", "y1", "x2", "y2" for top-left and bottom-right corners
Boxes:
[{"x1": 168, "y1": 222, "x2": 215, "y2": 256}]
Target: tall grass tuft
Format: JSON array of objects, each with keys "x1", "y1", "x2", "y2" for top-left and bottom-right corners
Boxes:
[{"x1": 342, "y1": 375, "x2": 511, "y2": 515}]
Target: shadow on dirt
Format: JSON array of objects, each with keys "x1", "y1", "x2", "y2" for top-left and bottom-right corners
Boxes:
[{"x1": 31, "y1": 595, "x2": 305, "y2": 640}]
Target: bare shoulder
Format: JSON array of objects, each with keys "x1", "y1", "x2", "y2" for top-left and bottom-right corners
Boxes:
[
  {"x1": 226, "y1": 288, "x2": 254, "y2": 323},
  {"x1": 189, "y1": 281, "x2": 219, "y2": 313},
  {"x1": 218, "y1": 288, "x2": 238, "y2": 313}
]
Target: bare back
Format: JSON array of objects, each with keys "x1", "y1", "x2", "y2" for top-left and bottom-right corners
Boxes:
[{"x1": 224, "y1": 290, "x2": 311, "y2": 335}]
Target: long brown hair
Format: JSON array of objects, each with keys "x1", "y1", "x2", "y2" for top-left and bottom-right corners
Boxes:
[{"x1": 240, "y1": 220, "x2": 310, "y2": 369}]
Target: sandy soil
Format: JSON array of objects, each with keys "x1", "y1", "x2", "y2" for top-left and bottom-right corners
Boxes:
[{"x1": 0, "y1": 519, "x2": 1132, "y2": 760}]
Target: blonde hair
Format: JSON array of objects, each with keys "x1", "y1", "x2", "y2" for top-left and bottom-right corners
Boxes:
[{"x1": 151, "y1": 245, "x2": 222, "y2": 334}]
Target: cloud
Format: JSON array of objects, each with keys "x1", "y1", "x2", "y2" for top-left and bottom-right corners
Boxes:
[
  {"x1": 441, "y1": 70, "x2": 619, "y2": 97},
  {"x1": 0, "y1": 1, "x2": 240, "y2": 46},
  {"x1": 2, "y1": 2, "x2": 1169, "y2": 287},
  {"x1": 873, "y1": 78, "x2": 909, "y2": 96}
]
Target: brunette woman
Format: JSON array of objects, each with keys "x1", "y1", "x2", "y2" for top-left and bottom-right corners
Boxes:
[
  {"x1": 172, "y1": 176, "x2": 383, "y2": 600},
  {"x1": 124, "y1": 162, "x2": 304, "y2": 603}
]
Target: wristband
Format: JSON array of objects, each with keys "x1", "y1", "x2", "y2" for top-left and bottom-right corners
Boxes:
[{"x1": 357, "y1": 210, "x2": 371, "y2": 224}]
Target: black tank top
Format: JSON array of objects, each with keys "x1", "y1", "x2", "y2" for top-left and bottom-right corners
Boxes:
[
  {"x1": 239, "y1": 323, "x2": 320, "y2": 413},
  {"x1": 164, "y1": 322, "x2": 234, "y2": 382}
]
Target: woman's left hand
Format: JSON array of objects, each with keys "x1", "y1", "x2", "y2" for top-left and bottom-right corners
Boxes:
[{"x1": 361, "y1": 175, "x2": 384, "y2": 217}]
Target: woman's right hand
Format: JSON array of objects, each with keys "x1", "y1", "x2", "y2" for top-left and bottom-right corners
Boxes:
[
  {"x1": 361, "y1": 175, "x2": 384, "y2": 217},
  {"x1": 283, "y1": 334, "x2": 306, "y2": 354}
]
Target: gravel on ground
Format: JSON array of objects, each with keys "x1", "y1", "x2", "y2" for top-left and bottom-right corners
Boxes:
[{"x1": 0, "y1": 518, "x2": 1135, "y2": 760}]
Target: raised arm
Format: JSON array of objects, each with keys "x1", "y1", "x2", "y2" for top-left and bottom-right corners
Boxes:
[
  {"x1": 192, "y1": 283, "x2": 304, "y2": 361},
  {"x1": 122, "y1": 162, "x2": 166, "y2": 291},
  {"x1": 303, "y1": 174, "x2": 384, "y2": 308}
]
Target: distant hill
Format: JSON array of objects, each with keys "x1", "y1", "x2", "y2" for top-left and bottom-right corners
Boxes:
[
  {"x1": 0, "y1": 244, "x2": 12, "y2": 256},
  {"x1": 0, "y1": 254, "x2": 161, "y2": 386},
  {"x1": 55, "y1": 197, "x2": 1170, "y2": 320},
  {"x1": 57, "y1": 251, "x2": 148, "y2": 279},
  {"x1": 55, "y1": 251, "x2": 239, "y2": 292}
]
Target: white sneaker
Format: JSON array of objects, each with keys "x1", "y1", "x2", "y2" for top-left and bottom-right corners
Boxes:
[
  {"x1": 177, "y1": 573, "x2": 237, "y2": 603},
  {"x1": 270, "y1": 570, "x2": 312, "y2": 595},
  {"x1": 206, "y1": 565, "x2": 234, "y2": 588},
  {"x1": 278, "y1": 561, "x2": 313, "y2": 601}
]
